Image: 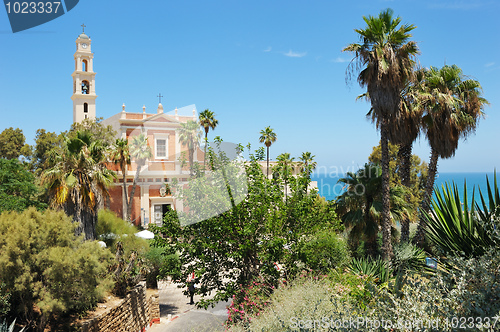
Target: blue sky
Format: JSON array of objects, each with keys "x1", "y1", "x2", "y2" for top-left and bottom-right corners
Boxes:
[{"x1": 1, "y1": 0, "x2": 499, "y2": 173}]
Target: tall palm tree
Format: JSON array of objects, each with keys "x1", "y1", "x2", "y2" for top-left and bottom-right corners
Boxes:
[
  {"x1": 413, "y1": 65, "x2": 488, "y2": 245},
  {"x1": 42, "y1": 131, "x2": 115, "y2": 240},
  {"x1": 367, "y1": 71, "x2": 425, "y2": 242},
  {"x1": 199, "y1": 109, "x2": 218, "y2": 167},
  {"x1": 259, "y1": 126, "x2": 277, "y2": 178},
  {"x1": 111, "y1": 138, "x2": 131, "y2": 220},
  {"x1": 343, "y1": 8, "x2": 419, "y2": 260},
  {"x1": 128, "y1": 133, "x2": 152, "y2": 221},
  {"x1": 178, "y1": 120, "x2": 202, "y2": 175}
]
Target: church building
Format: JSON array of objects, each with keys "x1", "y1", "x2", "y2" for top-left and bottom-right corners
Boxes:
[{"x1": 71, "y1": 28, "x2": 203, "y2": 227}]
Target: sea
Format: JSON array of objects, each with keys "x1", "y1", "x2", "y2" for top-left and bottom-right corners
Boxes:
[{"x1": 312, "y1": 171, "x2": 497, "y2": 205}]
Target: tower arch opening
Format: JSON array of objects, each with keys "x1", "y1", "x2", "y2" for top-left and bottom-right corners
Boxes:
[
  {"x1": 82, "y1": 59, "x2": 88, "y2": 72},
  {"x1": 81, "y1": 80, "x2": 89, "y2": 94}
]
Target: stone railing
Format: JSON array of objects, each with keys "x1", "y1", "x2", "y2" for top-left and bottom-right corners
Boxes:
[{"x1": 79, "y1": 282, "x2": 160, "y2": 332}]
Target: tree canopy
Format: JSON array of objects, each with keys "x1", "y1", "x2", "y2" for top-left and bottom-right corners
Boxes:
[{"x1": 0, "y1": 127, "x2": 31, "y2": 160}]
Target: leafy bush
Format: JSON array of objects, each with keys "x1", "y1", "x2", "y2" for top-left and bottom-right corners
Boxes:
[
  {"x1": 296, "y1": 229, "x2": 350, "y2": 272},
  {"x1": 97, "y1": 209, "x2": 148, "y2": 256},
  {"x1": 229, "y1": 275, "x2": 361, "y2": 332},
  {"x1": 0, "y1": 283, "x2": 10, "y2": 319},
  {"x1": 225, "y1": 275, "x2": 275, "y2": 328},
  {"x1": 0, "y1": 208, "x2": 113, "y2": 330},
  {"x1": 141, "y1": 246, "x2": 181, "y2": 289}
]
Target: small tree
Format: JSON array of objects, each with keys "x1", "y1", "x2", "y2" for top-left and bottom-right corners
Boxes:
[{"x1": 151, "y1": 141, "x2": 333, "y2": 307}]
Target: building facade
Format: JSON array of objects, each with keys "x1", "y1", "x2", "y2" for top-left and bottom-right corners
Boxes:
[
  {"x1": 103, "y1": 103, "x2": 204, "y2": 227},
  {"x1": 71, "y1": 29, "x2": 202, "y2": 227}
]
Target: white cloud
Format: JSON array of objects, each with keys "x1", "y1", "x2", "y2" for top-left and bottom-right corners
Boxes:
[
  {"x1": 331, "y1": 57, "x2": 349, "y2": 63},
  {"x1": 284, "y1": 50, "x2": 307, "y2": 58},
  {"x1": 263, "y1": 46, "x2": 272, "y2": 52},
  {"x1": 485, "y1": 62, "x2": 495, "y2": 67}
]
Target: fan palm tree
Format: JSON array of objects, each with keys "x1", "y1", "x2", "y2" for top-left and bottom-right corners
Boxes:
[
  {"x1": 42, "y1": 131, "x2": 115, "y2": 240},
  {"x1": 199, "y1": 109, "x2": 218, "y2": 167},
  {"x1": 274, "y1": 152, "x2": 295, "y2": 200},
  {"x1": 127, "y1": 133, "x2": 152, "y2": 221},
  {"x1": 413, "y1": 65, "x2": 489, "y2": 245},
  {"x1": 343, "y1": 8, "x2": 419, "y2": 259},
  {"x1": 298, "y1": 152, "x2": 317, "y2": 178},
  {"x1": 259, "y1": 126, "x2": 277, "y2": 177},
  {"x1": 336, "y1": 164, "x2": 413, "y2": 257},
  {"x1": 178, "y1": 120, "x2": 202, "y2": 175},
  {"x1": 111, "y1": 138, "x2": 131, "y2": 220}
]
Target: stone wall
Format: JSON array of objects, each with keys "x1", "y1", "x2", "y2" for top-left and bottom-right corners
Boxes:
[{"x1": 80, "y1": 283, "x2": 160, "y2": 332}]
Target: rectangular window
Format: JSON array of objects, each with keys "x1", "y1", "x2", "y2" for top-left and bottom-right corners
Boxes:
[{"x1": 156, "y1": 139, "x2": 167, "y2": 158}]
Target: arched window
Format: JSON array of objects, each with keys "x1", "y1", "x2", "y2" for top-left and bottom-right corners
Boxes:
[
  {"x1": 81, "y1": 81, "x2": 89, "y2": 94},
  {"x1": 82, "y1": 59, "x2": 88, "y2": 72},
  {"x1": 84, "y1": 103, "x2": 88, "y2": 113}
]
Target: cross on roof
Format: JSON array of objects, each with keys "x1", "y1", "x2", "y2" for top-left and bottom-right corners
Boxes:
[
  {"x1": 81, "y1": 23, "x2": 86, "y2": 33},
  {"x1": 157, "y1": 93, "x2": 164, "y2": 104}
]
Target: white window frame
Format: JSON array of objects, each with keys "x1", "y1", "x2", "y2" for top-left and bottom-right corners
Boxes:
[{"x1": 154, "y1": 134, "x2": 169, "y2": 160}]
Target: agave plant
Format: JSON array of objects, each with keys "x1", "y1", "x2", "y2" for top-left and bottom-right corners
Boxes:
[
  {"x1": 348, "y1": 257, "x2": 392, "y2": 285},
  {"x1": 0, "y1": 319, "x2": 25, "y2": 332},
  {"x1": 425, "y1": 173, "x2": 499, "y2": 257}
]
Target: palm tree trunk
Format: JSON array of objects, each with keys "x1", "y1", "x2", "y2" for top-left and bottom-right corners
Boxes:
[
  {"x1": 380, "y1": 121, "x2": 393, "y2": 260},
  {"x1": 189, "y1": 147, "x2": 194, "y2": 176},
  {"x1": 399, "y1": 143, "x2": 412, "y2": 242},
  {"x1": 413, "y1": 147, "x2": 439, "y2": 246},
  {"x1": 203, "y1": 132, "x2": 208, "y2": 170},
  {"x1": 266, "y1": 146, "x2": 270, "y2": 178},
  {"x1": 127, "y1": 160, "x2": 144, "y2": 223},
  {"x1": 122, "y1": 168, "x2": 128, "y2": 221}
]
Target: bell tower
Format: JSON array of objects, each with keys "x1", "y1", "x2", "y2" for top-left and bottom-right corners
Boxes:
[{"x1": 71, "y1": 24, "x2": 97, "y2": 123}]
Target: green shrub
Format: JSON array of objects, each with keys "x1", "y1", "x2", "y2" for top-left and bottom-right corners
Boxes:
[
  {"x1": 297, "y1": 229, "x2": 350, "y2": 272},
  {"x1": 225, "y1": 275, "x2": 275, "y2": 328},
  {"x1": 142, "y1": 246, "x2": 181, "y2": 289},
  {"x1": 0, "y1": 208, "x2": 113, "y2": 330},
  {"x1": 0, "y1": 283, "x2": 10, "y2": 318},
  {"x1": 97, "y1": 209, "x2": 148, "y2": 256},
  {"x1": 230, "y1": 276, "x2": 361, "y2": 332}
]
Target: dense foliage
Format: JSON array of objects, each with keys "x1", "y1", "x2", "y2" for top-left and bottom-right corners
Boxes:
[
  {"x1": 151, "y1": 140, "x2": 341, "y2": 308},
  {"x1": 0, "y1": 159, "x2": 46, "y2": 213},
  {"x1": 0, "y1": 208, "x2": 113, "y2": 330}
]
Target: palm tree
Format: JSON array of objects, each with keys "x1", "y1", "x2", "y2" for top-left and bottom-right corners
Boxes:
[
  {"x1": 343, "y1": 8, "x2": 419, "y2": 259},
  {"x1": 336, "y1": 164, "x2": 412, "y2": 257},
  {"x1": 367, "y1": 71, "x2": 425, "y2": 242},
  {"x1": 298, "y1": 152, "x2": 317, "y2": 178},
  {"x1": 42, "y1": 131, "x2": 115, "y2": 240},
  {"x1": 274, "y1": 152, "x2": 295, "y2": 200},
  {"x1": 259, "y1": 126, "x2": 277, "y2": 177},
  {"x1": 128, "y1": 133, "x2": 152, "y2": 221},
  {"x1": 178, "y1": 120, "x2": 202, "y2": 175},
  {"x1": 413, "y1": 65, "x2": 488, "y2": 245},
  {"x1": 199, "y1": 109, "x2": 218, "y2": 167},
  {"x1": 111, "y1": 138, "x2": 131, "y2": 221}
]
